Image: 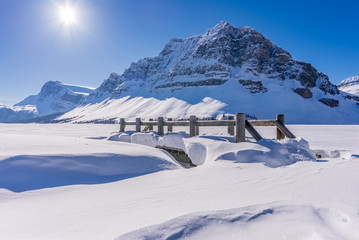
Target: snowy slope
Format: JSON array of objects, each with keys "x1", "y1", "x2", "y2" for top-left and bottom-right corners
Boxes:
[
  {"x1": 0, "y1": 124, "x2": 358, "y2": 239},
  {"x1": 338, "y1": 76, "x2": 359, "y2": 96},
  {"x1": 59, "y1": 97, "x2": 227, "y2": 123},
  {"x1": 59, "y1": 79, "x2": 358, "y2": 124},
  {"x1": 59, "y1": 22, "x2": 357, "y2": 124}
]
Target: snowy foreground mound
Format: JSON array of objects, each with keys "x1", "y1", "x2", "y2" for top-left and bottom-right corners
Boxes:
[
  {"x1": 117, "y1": 203, "x2": 356, "y2": 240},
  {"x1": 0, "y1": 130, "x2": 179, "y2": 192},
  {"x1": 109, "y1": 131, "x2": 316, "y2": 167}
]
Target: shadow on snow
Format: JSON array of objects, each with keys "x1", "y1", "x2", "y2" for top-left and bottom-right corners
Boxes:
[{"x1": 0, "y1": 153, "x2": 176, "y2": 192}]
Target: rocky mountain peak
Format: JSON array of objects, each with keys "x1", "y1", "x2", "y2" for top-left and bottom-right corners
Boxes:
[
  {"x1": 204, "y1": 21, "x2": 235, "y2": 37},
  {"x1": 89, "y1": 22, "x2": 339, "y2": 102},
  {"x1": 39, "y1": 81, "x2": 66, "y2": 97}
]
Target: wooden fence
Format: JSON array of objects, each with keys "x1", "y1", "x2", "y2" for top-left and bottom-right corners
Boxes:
[{"x1": 119, "y1": 113, "x2": 296, "y2": 143}]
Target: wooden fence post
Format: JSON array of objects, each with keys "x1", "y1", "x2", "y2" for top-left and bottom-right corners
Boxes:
[
  {"x1": 236, "y1": 113, "x2": 246, "y2": 143},
  {"x1": 119, "y1": 118, "x2": 125, "y2": 132},
  {"x1": 228, "y1": 116, "x2": 234, "y2": 135},
  {"x1": 149, "y1": 118, "x2": 153, "y2": 131},
  {"x1": 158, "y1": 117, "x2": 164, "y2": 135},
  {"x1": 167, "y1": 118, "x2": 173, "y2": 132},
  {"x1": 190, "y1": 115, "x2": 197, "y2": 137},
  {"x1": 135, "y1": 118, "x2": 141, "y2": 132},
  {"x1": 276, "y1": 114, "x2": 285, "y2": 140},
  {"x1": 195, "y1": 117, "x2": 199, "y2": 136}
]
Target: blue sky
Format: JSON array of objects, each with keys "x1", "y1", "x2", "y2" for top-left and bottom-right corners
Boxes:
[{"x1": 0, "y1": 0, "x2": 358, "y2": 105}]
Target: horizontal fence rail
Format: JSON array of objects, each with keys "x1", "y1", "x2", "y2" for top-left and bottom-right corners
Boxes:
[{"x1": 119, "y1": 113, "x2": 296, "y2": 142}]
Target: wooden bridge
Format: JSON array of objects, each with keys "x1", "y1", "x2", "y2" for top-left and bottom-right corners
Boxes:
[{"x1": 119, "y1": 113, "x2": 296, "y2": 142}]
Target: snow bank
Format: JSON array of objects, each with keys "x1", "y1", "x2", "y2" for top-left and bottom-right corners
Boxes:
[
  {"x1": 0, "y1": 140, "x2": 179, "y2": 192},
  {"x1": 108, "y1": 131, "x2": 316, "y2": 167},
  {"x1": 183, "y1": 140, "x2": 207, "y2": 165},
  {"x1": 131, "y1": 132, "x2": 160, "y2": 147},
  {"x1": 162, "y1": 132, "x2": 188, "y2": 150},
  {"x1": 116, "y1": 203, "x2": 357, "y2": 240}
]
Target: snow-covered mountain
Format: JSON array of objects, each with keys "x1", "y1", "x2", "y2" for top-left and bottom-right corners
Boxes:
[
  {"x1": 14, "y1": 81, "x2": 94, "y2": 116},
  {"x1": 338, "y1": 76, "x2": 359, "y2": 96},
  {"x1": 60, "y1": 22, "x2": 357, "y2": 124},
  {"x1": 89, "y1": 22, "x2": 340, "y2": 102},
  {"x1": 1, "y1": 22, "x2": 357, "y2": 123},
  {"x1": 0, "y1": 81, "x2": 95, "y2": 122}
]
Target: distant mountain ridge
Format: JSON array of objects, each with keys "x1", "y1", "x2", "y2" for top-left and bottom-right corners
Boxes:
[
  {"x1": 1, "y1": 22, "x2": 358, "y2": 123},
  {"x1": 338, "y1": 76, "x2": 359, "y2": 96},
  {"x1": 0, "y1": 104, "x2": 37, "y2": 123},
  {"x1": 15, "y1": 81, "x2": 94, "y2": 116},
  {"x1": 0, "y1": 81, "x2": 94, "y2": 122}
]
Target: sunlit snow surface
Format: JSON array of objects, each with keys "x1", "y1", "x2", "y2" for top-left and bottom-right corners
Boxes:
[{"x1": 0, "y1": 124, "x2": 358, "y2": 239}]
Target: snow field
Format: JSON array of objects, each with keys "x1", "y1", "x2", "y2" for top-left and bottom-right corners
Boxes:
[{"x1": 0, "y1": 124, "x2": 358, "y2": 239}]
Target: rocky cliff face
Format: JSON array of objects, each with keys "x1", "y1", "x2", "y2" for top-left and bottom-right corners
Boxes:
[{"x1": 89, "y1": 22, "x2": 339, "y2": 106}]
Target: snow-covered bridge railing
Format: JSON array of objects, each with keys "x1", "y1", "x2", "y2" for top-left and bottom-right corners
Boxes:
[{"x1": 119, "y1": 113, "x2": 295, "y2": 142}]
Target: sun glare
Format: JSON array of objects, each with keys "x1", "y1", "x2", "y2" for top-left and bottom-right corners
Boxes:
[{"x1": 59, "y1": 5, "x2": 77, "y2": 25}]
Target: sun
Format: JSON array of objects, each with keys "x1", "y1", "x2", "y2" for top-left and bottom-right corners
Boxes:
[{"x1": 58, "y1": 5, "x2": 77, "y2": 25}]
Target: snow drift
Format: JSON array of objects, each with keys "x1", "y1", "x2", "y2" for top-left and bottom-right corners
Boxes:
[
  {"x1": 117, "y1": 203, "x2": 357, "y2": 240},
  {"x1": 109, "y1": 131, "x2": 316, "y2": 167}
]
